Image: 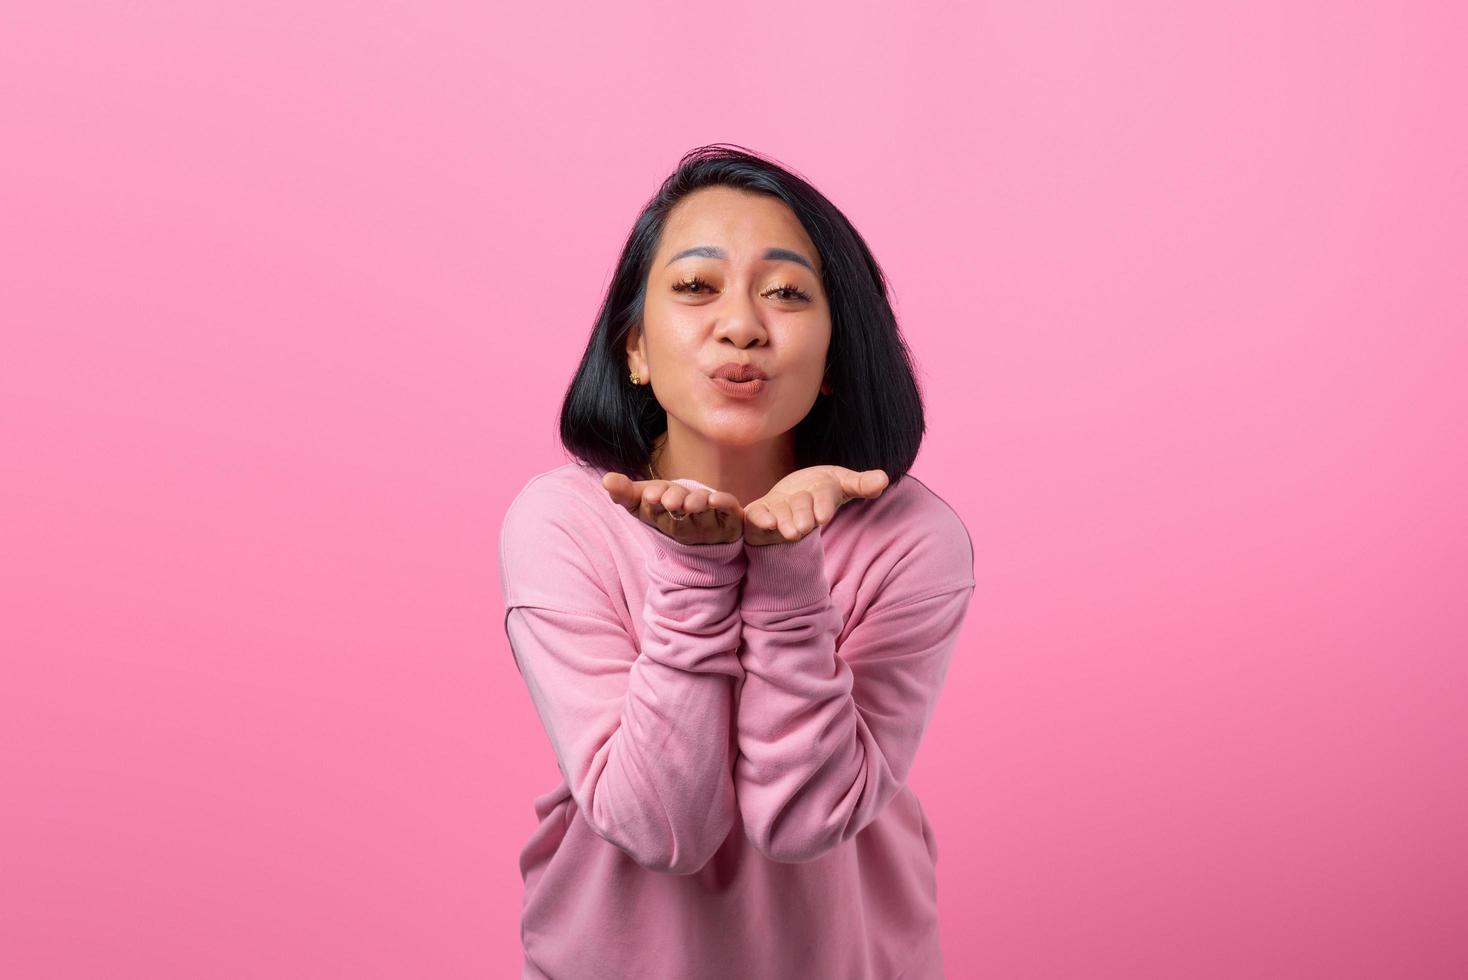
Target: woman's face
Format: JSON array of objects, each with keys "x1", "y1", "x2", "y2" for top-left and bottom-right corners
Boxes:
[{"x1": 628, "y1": 185, "x2": 832, "y2": 449}]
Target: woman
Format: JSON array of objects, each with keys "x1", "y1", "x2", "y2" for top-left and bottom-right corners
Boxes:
[{"x1": 498, "y1": 144, "x2": 975, "y2": 979}]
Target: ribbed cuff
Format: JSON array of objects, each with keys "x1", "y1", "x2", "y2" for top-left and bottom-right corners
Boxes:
[
  {"x1": 649, "y1": 534, "x2": 747, "y2": 588},
  {"x1": 741, "y1": 530, "x2": 829, "y2": 610}
]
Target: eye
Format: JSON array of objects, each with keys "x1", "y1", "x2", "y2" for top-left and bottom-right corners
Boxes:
[
  {"x1": 670, "y1": 275, "x2": 813, "y2": 303},
  {"x1": 763, "y1": 282, "x2": 812, "y2": 303},
  {"x1": 671, "y1": 274, "x2": 715, "y2": 295}
]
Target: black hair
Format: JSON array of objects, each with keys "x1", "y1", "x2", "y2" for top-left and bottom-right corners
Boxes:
[{"x1": 557, "y1": 143, "x2": 926, "y2": 489}]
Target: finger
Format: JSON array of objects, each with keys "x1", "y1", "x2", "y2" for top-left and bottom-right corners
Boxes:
[
  {"x1": 770, "y1": 498, "x2": 799, "y2": 540},
  {"x1": 681, "y1": 489, "x2": 711, "y2": 515},
  {"x1": 707, "y1": 489, "x2": 739, "y2": 509},
  {"x1": 641, "y1": 480, "x2": 671, "y2": 514},
  {"x1": 692, "y1": 491, "x2": 735, "y2": 539},
  {"x1": 813, "y1": 484, "x2": 840, "y2": 525},
  {"x1": 839, "y1": 468, "x2": 889, "y2": 500},
  {"x1": 779, "y1": 499, "x2": 805, "y2": 541},
  {"x1": 789, "y1": 491, "x2": 817, "y2": 535},
  {"x1": 748, "y1": 501, "x2": 777, "y2": 530},
  {"x1": 861, "y1": 469, "x2": 890, "y2": 496},
  {"x1": 660, "y1": 483, "x2": 690, "y2": 517},
  {"x1": 681, "y1": 491, "x2": 717, "y2": 535},
  {"x1": 708, "y1": 491, "x2": 745, "y2": 521},
  {"x1": 602, "y1": 472, "x2": 640, "y2": 511}
]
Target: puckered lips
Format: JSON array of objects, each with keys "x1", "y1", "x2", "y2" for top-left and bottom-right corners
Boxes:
[{"x1": 708, "y1": 361, "x2": 769, "y2": 398}]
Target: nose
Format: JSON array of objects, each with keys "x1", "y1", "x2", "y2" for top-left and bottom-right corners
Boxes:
[{"x1": 712, "y1": 290, "x2": 769, "y2": 348}]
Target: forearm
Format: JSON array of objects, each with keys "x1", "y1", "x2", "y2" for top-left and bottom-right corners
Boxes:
[
  {"x1": 732, "y1": 532, "x2": 973, "y2": 864},
  {"x1": 599, "y1": 535, "x2": 745, "y2": 873}
]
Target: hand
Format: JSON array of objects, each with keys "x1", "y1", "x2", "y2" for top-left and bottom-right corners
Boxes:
[
  {"x1": 742, "y1": 466, "x2": 890, "y2": 546},
  {"x1": 602, "y1": 472, "x2": 745, "y2": 546}
]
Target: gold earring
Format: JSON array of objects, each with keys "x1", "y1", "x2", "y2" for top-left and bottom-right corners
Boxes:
[{"x1": 630, "y1": 371, "x2": 640, "y2": 384}]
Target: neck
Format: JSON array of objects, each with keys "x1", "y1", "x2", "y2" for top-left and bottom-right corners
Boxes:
[{"x1": 649, "y1": 422, "x2": 795, "y2": 507}]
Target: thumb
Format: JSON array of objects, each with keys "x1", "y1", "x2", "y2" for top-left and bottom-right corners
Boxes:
[
  {"x1": 860, "y1": 469, "x2": 890, "y2": 497},
  {"x1": 601, "y1": 472, "x2": 638, "y2": 510},
  {"x1": 840, "y1": 468, "x2": 889, "y2": 500}
]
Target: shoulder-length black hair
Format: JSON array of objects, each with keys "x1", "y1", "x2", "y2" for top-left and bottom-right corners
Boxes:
[{"x1": 558, "y1": 143, "x2": 927, "y2": 489}]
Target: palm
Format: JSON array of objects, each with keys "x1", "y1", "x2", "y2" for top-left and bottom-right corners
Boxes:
[
  {"x1": 742, "y1": 465, "x2": 890, "y2": 546},
  {"x1": 601, "y1": 472, "x2": 745, "y2": 545}
]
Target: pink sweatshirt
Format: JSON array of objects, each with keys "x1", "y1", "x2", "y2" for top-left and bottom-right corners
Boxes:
[{"x1": 498, "y1": 461, "x2": 975, "y2": 979}]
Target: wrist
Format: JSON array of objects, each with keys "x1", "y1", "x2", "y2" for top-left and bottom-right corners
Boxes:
[{"x1": 741, "y1": 530, "x2": 827, "y2": 609}]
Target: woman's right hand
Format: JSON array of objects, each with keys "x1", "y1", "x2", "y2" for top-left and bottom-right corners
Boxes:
[{"x1": 601, "y1": 472, "x2": 744, "y2": 546}]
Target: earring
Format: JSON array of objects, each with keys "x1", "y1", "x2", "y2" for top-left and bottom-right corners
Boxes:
[{"x1": 629, "y1": 371, "x2": 640, "y2": 384}]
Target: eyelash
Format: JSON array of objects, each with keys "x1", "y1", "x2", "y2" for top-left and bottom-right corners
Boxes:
[{"x1": 671, "y1": 274, "x2": 811, "y2": 303}]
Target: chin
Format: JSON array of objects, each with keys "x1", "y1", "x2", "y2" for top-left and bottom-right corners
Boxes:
[{"x1": 700, "y1": 425, "x2": 773, "y2": 447}]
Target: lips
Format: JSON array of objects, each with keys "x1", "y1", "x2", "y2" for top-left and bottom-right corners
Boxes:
[
  {"x1": 711, "y1": 362, "x2": 768, "y2": 382},
  {"x1": 709, "y1": 375, "x2": 767, "y2": 399}
]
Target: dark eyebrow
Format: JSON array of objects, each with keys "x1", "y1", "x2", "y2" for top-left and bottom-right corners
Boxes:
[{"x1": 664, "y1": 245, "x2": 817, "y2": 275}]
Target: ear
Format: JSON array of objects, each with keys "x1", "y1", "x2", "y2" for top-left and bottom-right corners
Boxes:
[{"x1": 625, "y1": 322, "x2": 646, "y2": 377}]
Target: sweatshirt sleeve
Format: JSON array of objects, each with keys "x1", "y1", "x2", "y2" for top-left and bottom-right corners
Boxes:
[
  {"x1": 499, "y1": 480, "x2": 746, "y2": 875},
  {"x1": 733, "y1": 518, "x2": 975, "y2": 864}
]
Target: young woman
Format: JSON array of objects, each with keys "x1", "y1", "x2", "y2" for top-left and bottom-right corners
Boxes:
[{"x1": 498, "y1": 144, "x2": 975, "y2": 979}]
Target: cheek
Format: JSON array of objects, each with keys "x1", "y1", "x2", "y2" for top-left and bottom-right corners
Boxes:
[
  {"x1": 644, "y1": 331, "x2": 703, "y2": 381},
  {"x1": 795, "y1": 334, "x2": 833, "y2": 376}
]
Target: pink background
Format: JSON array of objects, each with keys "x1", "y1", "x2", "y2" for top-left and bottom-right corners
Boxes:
[{"x1": 3, "y1": 3, "x2": 1464, "y2": 978}]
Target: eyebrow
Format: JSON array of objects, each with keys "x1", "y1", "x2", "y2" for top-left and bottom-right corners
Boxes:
[{"x1": 664, "y1": 245, "x2": 817, "y2": 275}]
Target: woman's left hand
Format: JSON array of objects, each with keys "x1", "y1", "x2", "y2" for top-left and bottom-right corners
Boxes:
[{"x1": 741, "y1": 466, "x2": 890, "y2": 546}]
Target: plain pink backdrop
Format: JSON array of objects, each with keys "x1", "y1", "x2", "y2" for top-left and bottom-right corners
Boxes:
[{"x1": 3, "y1": 3, "x2": 1464, "y2": 978}]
